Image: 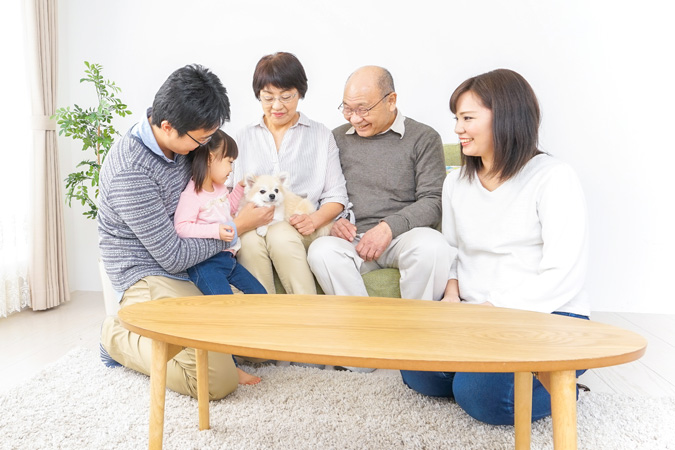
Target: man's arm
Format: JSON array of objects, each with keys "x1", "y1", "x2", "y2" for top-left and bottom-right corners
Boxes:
[{"x1": 108, "y1": 171, "x2": 225, "y2": 274}]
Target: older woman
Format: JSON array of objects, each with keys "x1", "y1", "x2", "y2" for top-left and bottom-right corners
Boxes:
[
  {"x1": 232, "y1": 52, "x2": 348, "y2": 294},
  {"x1": 401, "y1": 69, "x2": 590, "y2": 425}
]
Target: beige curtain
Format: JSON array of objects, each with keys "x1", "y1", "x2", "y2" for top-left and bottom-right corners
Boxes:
[{"x1": 26, "y1": 0, "x2": 70, "y2": 310}]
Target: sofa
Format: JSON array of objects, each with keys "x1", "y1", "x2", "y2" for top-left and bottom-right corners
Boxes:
[{"x1": 273, "y1": 143, "x2": 461, "y2": 298}]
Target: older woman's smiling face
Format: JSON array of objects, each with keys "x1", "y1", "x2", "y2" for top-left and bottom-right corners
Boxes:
[{"x1": 259, "y1": 85, "x2": 299, "y2": 129}]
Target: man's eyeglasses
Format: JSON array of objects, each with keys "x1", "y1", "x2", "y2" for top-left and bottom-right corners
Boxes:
[
  {"x1": 186, "y1": 131, "x2": 213, "y2": 147},
  {"x1": 338, "y1": 92, "x2": 393, "y2": 118},
  {"x1": 260, "y1": 92, "x2": 298, "y2": 105}
]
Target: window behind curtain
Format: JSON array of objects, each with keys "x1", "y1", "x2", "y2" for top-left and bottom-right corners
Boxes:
[{"x1": 0, "y1": 0, "x2": 32, "y2": 316}]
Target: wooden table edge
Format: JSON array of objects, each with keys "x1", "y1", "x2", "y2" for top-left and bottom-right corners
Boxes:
[{"x1": 118, "y1": 318, "x2": 647, "y2": 373}]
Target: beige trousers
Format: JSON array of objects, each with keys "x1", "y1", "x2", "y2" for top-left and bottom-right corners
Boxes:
[
  {"x1": 237, "y1": 221, "x2": 316, "y2": 294},
  {"x1": 100, "y1": 276, "x2": 238, "y2": 400}
]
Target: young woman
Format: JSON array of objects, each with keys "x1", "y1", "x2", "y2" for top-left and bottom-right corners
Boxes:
[{"x1": 401, "y1": 69, "x2": 590, "y2": 425}]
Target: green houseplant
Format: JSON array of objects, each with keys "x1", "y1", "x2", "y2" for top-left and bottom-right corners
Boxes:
[
  {"x1": 52, "y1": 61, "x2": 132, "y2": 219},
  {"x1": 53, "y1": 62, "x2": 132, "y2": 316}
]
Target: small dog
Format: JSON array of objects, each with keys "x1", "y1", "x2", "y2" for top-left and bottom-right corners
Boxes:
[{"x1": 242, "y1": 172, "x2": 332, "y2": 239}]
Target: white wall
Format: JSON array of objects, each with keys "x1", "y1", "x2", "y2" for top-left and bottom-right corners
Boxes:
[{"x1": 57, "y1": 0, "x2": 675, "y2": 313}]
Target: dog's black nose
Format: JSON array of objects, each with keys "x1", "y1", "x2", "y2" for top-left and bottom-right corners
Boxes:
[{"x1": 269, "y1": 193, "x2": 275, "y2": 200}]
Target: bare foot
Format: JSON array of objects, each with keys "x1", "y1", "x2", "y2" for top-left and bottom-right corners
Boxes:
[{"x1": 237, "y1": 368, "x2": 261, "y2": 385}]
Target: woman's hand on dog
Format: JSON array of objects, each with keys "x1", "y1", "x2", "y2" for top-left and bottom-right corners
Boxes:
[
  {"x1": 289, "y1": 214, "x2": 316, "y2": 236},
  {"x1": 330, "y1": 218, "x2": 357, "y2": 242},
  {"x1": 234, "y1": 202, "x2": 274, "y2": 235}
]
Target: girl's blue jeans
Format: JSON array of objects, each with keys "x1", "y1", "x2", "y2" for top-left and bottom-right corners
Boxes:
[
  {"x1": 400, "y1": 311, "x2": 589, "y2": 425},
  {"x1": 188, "y1": 251, "x2": 266, "y2": 368},
  {"x1": 187, "y1": 251, "x2": 266, "y2": 296}
]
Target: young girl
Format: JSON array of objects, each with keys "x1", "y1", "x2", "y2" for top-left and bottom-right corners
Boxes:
[{"x1": 175, "y1": 129, "x2": 266, "y2": 385}]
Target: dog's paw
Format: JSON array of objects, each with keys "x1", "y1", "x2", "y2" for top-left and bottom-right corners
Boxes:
[{"x1": 256, "y1": 225, "x2": 268, "y2": 237}]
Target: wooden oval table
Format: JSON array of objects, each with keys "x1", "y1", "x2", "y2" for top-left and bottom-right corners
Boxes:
[{"x1": 118, "y1": 294, "x2": 647, "y2": 450}]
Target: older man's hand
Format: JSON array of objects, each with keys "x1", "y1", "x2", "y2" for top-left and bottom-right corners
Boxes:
[
  {"x1": 330, "y1": 218, "x2": 357, "y2": 242},
  {"x1": 356, "y1": 222, "x2": 392, "y2": 262}
]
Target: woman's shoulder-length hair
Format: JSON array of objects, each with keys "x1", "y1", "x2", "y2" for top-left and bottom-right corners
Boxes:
[{"x1": 449, "y1": 68, "x2": 541, "y2": 182}]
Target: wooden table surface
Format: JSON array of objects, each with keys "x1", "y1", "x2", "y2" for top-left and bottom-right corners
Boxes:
[
  {"x1": 118, "y1": 294, "x2": 647, "y2": 450},
  {"x1": 119, "y1": 294, "x2": 646, "y2": 373}
]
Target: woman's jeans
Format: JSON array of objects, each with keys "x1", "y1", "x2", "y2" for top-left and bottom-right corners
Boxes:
[
  {"x1": 400, "y1": 312, "x2": 590, "y2": 425},
  {"x1": 187, "y1": 251, "x2": 267, "y2": 296}
]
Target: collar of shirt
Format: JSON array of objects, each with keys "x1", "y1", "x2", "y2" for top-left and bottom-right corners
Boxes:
[
  {"x1": 256, "y1": 111, "x2": 310, "y2": 130},
  {"x1": 345, "y1": 108, "x2": 405, "y2": 139},
  {"x1": 130, "y1": 107, "x2": 175, "y2": 163}
]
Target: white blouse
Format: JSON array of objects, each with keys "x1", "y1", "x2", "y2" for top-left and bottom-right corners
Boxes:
[{"x1": 231, "y1": 112, "x2": 348, "y2": 209}]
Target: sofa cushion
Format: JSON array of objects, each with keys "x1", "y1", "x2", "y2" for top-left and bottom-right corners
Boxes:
[{"x1": 444, "y1": 143, "x2": 462, "y2": 167}]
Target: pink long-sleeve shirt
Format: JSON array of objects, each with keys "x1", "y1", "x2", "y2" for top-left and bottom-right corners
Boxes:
[{"x1": 174, "y1": 180, "x2": 245, "y2": 253}]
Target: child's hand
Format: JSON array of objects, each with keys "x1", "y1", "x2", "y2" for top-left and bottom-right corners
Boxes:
[
  {"x1": 219, "y1": 224, "x2": 235, "y2": 242},
  {"x1": 238, "y1": 180, "x2": 246, "y2": 187}
]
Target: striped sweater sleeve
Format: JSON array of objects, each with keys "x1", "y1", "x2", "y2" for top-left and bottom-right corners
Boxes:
[{"x1": 106, "y1": 169, "x2": 225, "y2": 275}]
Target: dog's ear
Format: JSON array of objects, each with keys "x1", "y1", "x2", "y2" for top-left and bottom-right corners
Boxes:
[
  {"x1": 245, "y1": 173, "x2": 256, "y2": 189},
  {"x1": 277, "y1": 171, "x2": 290, "y2": 187}
]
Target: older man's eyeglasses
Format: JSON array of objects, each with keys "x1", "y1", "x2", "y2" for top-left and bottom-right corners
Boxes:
[
  {"x1": 186, "y1": 131, "x2": 213, "y2": 147},
  {"x1": 338, "y1": 92, "x2": 393, "y2": 118},
  {"x1": 260, "y1": 92, "x2": 298, "y2": 105}
]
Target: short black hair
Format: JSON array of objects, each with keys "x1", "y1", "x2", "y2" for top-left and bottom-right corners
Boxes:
[
  {"x1": 450, "y1": 69, "x2": 541, "y2": 182},
  {"x1": 151, "y1": 64, "x2": 230, "y2": 136},
  {"x1": 189, "y1": 129, "x2": 239, "y2": 193},
  {"x1": 252, "y1": 52, "x2": 308, "y2": 99}
]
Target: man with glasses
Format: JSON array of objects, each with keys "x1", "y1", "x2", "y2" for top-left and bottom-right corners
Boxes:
[
  {"x1": 98, "y1": 64, "x2": 273, "y2": 399},
  {"x1": 308, "y1": 66, "x2": 452, "y2": 323}
]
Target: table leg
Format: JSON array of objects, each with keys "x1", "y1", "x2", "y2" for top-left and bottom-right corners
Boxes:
[
  {"x1": 149, "y1": 340, "x2": 169, "y2": 450},
  {"x1": 514, "y1": 372, "x2": 533, "y2": 450},
  {"x1": 549, "y1": 370, "x2": 577, "y2": 450},
  {"x1": 148, "y1": 341, "x2": 182, "y2": 450},
  {"x1": 196, "y1": 349, "x2": 210, "y2": 430}
]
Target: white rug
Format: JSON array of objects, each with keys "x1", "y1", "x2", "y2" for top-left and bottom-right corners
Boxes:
[{"x1": 1, "y1": 348, "x2": 673, "y2": 450}]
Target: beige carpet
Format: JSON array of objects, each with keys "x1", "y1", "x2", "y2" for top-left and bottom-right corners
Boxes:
[{"x1": 1, "y1": 348, "x2": 673, "y2": 449}]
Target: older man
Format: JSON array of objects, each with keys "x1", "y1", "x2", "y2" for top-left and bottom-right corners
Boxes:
[{"x1": 308, "y1": 66, "x2": 452, "y2": 302}]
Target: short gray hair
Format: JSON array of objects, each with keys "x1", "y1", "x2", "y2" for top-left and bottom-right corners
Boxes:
[
  {"x1": 346, "y1": 66, "x2": 396, "y2": 96},
  {"x1": 377, "y1": 67, "x2": 395, "y2": 95}
]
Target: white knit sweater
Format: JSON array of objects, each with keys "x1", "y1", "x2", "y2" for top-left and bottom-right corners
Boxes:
[{"x1": 442, "y1": 154, "x2": 590, "y2": 315}]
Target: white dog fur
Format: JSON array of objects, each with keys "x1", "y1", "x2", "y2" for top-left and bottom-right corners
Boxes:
[{"x1": 241, "y1": 172, "x2": 332, "y2": 239}]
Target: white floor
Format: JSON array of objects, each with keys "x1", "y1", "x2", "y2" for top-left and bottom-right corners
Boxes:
[{"x1": 1, "y1": 291, "x2": 674, "y2": 397}]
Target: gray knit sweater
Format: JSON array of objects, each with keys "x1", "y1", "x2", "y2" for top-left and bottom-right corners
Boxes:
[
  {"x1": 97, "y1": 130, "x2": 226, "y2": 292},
  {"x1": 333, "y1": 117, "x2": 446, "y2": 238}
]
